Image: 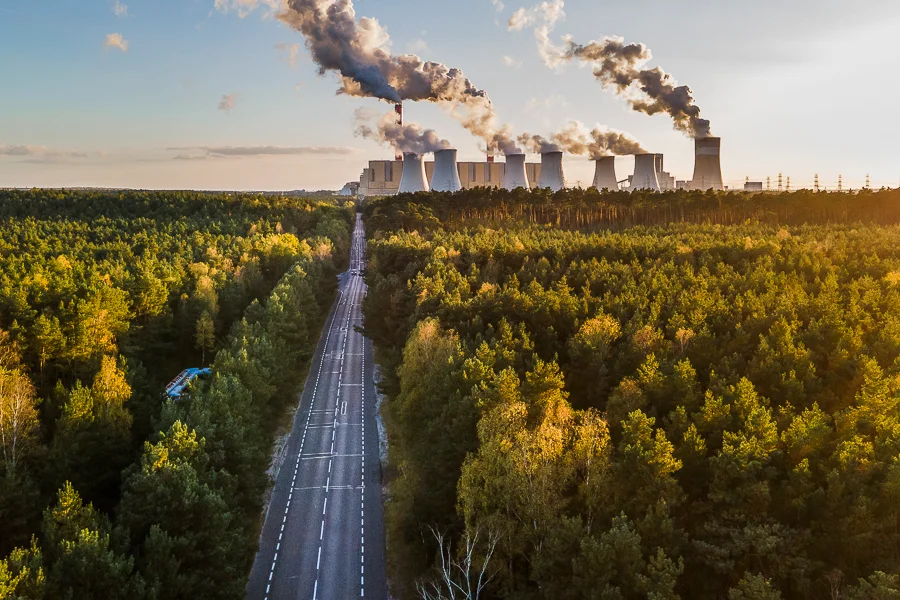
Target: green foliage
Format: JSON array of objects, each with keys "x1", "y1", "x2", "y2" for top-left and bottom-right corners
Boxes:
[
  {"x1": 0, "y1": 190, "x2": 351, "y2": 597},
  {"x1": 365, "y1": 190, "x2": 900, "y2": 599}
]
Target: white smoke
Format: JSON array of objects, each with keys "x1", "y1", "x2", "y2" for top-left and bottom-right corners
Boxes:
[
  {"x1": 508, "y1": 0, "x2": 565, "y2": 66},
  {"x1": 517, "y1": 133, "x2": 561, "y2": 154},
  {"x1": 550, "y1": 121, "x2": 645, "y2": 158},
  {"x1": 354, "y1": 109, "x2": 451, "y2": 155}
]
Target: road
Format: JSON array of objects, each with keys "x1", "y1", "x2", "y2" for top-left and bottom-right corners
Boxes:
[{"x1": 247, "y1": 213, "x2": 387, "y2": 600}]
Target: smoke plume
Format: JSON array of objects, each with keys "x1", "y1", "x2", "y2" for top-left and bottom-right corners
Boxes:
[
  {"x1": 551, "y1": 121, "x2": 645, "y2": 158},
  {"x1": 517, "y1": 133, "x2": 561, "y2": 154},
  {"x1": 505, "y1": 7, "x2": 712, "y2": 140},
  {"x1": 557, "y1": 36, "x2": 710, "y2": 138},
  {"x1": 508, "y1": 0, "x2": 565, "y2": 66},
  {"x1": 354, "y1": 109, "x2": 451, "y2": 155},
  {"x1": 276, "y1": 0, "x2": 518, "y2": 152}
]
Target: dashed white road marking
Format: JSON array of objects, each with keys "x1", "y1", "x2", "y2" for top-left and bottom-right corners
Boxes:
[{"x1": 264, "y1": 216, "x2": 373, "y2": 600}]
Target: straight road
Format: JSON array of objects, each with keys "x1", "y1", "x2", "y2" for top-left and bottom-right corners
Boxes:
[{"x1": 247, "y1": 214, "x2": 386, "y2": 600}]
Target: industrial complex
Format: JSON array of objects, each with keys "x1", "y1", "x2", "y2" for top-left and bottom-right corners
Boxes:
[{"x1": 353, "y1": 138, "x2": 723, "y2": 197}]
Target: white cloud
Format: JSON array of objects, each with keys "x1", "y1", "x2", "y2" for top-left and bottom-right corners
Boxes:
[
  {"x1": 406, "y1": 38, "x2": 429, "y2": 54},
  {"x1": 168, "y1": 145, "x2": 357, "y2": 158},
  {"x1": 490, "y1": 0, "x2": 504, "y2": 11},
  {"x1": 214, "y1": 0, "x2": 281, "y2": 18},
  {"x1": 112, "y1": 0, "x2": 128, "y2": 17},
  {"x1": 104, "y1": 33, "x2": 129, "y2": 52},
  {"x1": 275, "y1": 42, "x2": 301, "y2": 67},
  {"x1": 0, "y1": 145, "x2": 90, "y2": 163},
  {"x1": 501, "y1": 55, "x2": 522, "y2": 68},
  {"x1": 218, "y1": 93, "x2": 238, "y2": 113}
]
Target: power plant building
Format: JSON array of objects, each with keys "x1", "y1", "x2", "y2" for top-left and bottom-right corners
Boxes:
[{"x1": 359, "y1": 158, "x2": 543, "y2": 196}]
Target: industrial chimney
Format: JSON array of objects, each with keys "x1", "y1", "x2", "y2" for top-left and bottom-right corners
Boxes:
[
  {"x1": 398, "y1": 152, "x2": 430, "y2": 194},
  {"x1": 394, "y1": 104, "x2": 403, "y2": 161},
  {"x1": 631, "y1": 153, "x2": 661, "y2": 191},
  {"x1": 538, "y1": 151, "x2": 566, "y2": 191},
  {"x1": 592, "y1": 157, "x2": 619, "y2": 191},
  {"x1": 690, "y1": 137, "x2": 724, "y2": 191},
  {"x1": 502, "y1": 153, "x2": 530, "y2": 190},
  {"x1": 431, "y1": 149, "x2": 462, "y2": 192}
]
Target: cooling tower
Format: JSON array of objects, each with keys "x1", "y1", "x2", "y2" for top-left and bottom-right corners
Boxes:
[
  {"x1": 592, "y1": 156, "x2": 619, "y2": 191},
  {"x1": 631, "y1": 153, "x2": 661, "y2": 191},
  {"x1": 430, "y1": 149, "x2": 462, "y2": 192},
  {"x1": 690, "y1": 137, "x2": 724, "y2": 191},
  {"x1": 502, "y1": 153, "x2": 530, "y2": 190},
  {"x1": 398, "y1": 152, "x2": 430, "y2": 194},
  {"x1": 537, "y1": 151, "x2": 566, "y2": 191}
]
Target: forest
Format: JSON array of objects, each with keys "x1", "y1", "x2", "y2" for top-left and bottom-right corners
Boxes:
[
  {"x1": 363, "y1": 188, "x2": 900, "y2": 599},
  {"x1": 0, "y1": 189, "x2": 352, "y2": 598}
]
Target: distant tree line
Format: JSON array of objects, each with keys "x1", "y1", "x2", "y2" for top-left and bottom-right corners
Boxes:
[
  {"x1": 363, "y1": 189, "x2": 900, "y2": 599},
  {"x1": 366, "y1": 187, "x2": 900, "y2": 233},
  {"x1": 0, "y1": 190, "x2": 352, "y2": 598}
]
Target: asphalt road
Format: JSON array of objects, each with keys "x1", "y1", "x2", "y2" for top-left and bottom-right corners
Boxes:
[{"x1": 247, "y1": 214, "x2": 387, "y2": 600}]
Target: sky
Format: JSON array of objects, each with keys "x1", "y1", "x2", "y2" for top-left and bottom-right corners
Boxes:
[{"x1": 1, "y1": 0, "x2": 900, "y2": 190}]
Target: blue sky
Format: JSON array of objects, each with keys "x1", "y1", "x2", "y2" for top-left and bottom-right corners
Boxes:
[{"x1": 1, "y1": 0, "x2": 899, "y2": 190}]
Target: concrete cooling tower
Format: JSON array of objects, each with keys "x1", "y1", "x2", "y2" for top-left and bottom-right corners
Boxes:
[
  {"x1": 502, "y1": 153, "x2": 530, "y2": 190},
  {"x1": 430, "y1": 149, "x2": 462, "y2": 192},
  {"x1": 537, "y1": 151, "x2": 566, "y2": 191},
  {"x1": 398, "y1": 152, "x2": 430, "y2": 194},
  {"x1": 592, "y1": 157, "x2": 619, "y2": 191},
  {"x1": 690, "y1": 137, "x2": 724, "y2": 191},
  {"x1": 631, "y1": 153, "x2": 661, "y2": 191}
]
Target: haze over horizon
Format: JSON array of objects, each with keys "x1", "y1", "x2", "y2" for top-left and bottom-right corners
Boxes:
[{"x1": 2, "y1": 0, "x2": 899, "y2": 190}]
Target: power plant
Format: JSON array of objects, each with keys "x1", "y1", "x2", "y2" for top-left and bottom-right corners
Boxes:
[
  {"x1": 690, "y1": 137, "x2": 724, "y2": 191},
  {"x1": 354, "y1": 135, "x2": 728, "y2": 196},
  {"x1": 631, "y1": 154, "x2": 661, "y2": 191},
  {"x1": 592, "y1": 157, "x2": 619, "y2": 191},
  {"x1": 430, "y1": 149, "x2": 463, "y2": 192},
  {"x1": 397, "y1": 153, "x2": 429, "y2": 194},
  {"x1": 502, "y1": 153, "x2": 530, "y2": 190},
  {"x1": 538, "y1": 151, "x2": 566, "y2": 191}
]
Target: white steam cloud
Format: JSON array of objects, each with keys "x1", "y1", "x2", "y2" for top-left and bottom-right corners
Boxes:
[
  {"x1": 550, "y1": 121, "x2": 645, "y2": 158},
  {"x1": 354, "y1": 109, "x2": 451, "y2": 155},
  {"x1": 508, "y1": 0, "x2": 565, "y2": 66}
]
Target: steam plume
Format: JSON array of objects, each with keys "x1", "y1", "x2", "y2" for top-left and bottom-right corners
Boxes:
[
  {"x1": 517, "y1": 133, "x2": 561, "y2": 154},
  {"x1": 551, "y1": 121, "x2": 645, "y2": 158},
  {"x1": 508, "y1": 0, "x2": 565, "y2": 66},
  {"x1": 276, "y1": 0, "x2": 518, "y2": 152},
  {"x1": 506, "y1": 6, "x2": 713, "y2": 140},
  {"x1": 557, "y1": 36, "x2": 711, "y2": 139},
  {"x1": 354, "y1": 109, "x2": 451, "y2": 155}
]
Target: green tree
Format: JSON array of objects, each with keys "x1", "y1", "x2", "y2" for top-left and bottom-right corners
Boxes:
[
  {"x1": 0, "y1": 368, "x2": 39, "y2": 474},
  {"x1": 194, "y1": 311, "x2": 215, "y2": 365},
  {"x1": 42, "y1": 482, "x2": 138, "y2": 600},
  {"x1": 52, "y1": 357, "x2": 133, "y2": 507},
  {"x1": 118, "y1": 422, "x2": 243, "y2": 599}
]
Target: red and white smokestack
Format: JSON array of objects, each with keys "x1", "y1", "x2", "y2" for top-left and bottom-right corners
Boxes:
[{"x1": 394, "y1": 103, "x2": 403, "y2": 161}]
